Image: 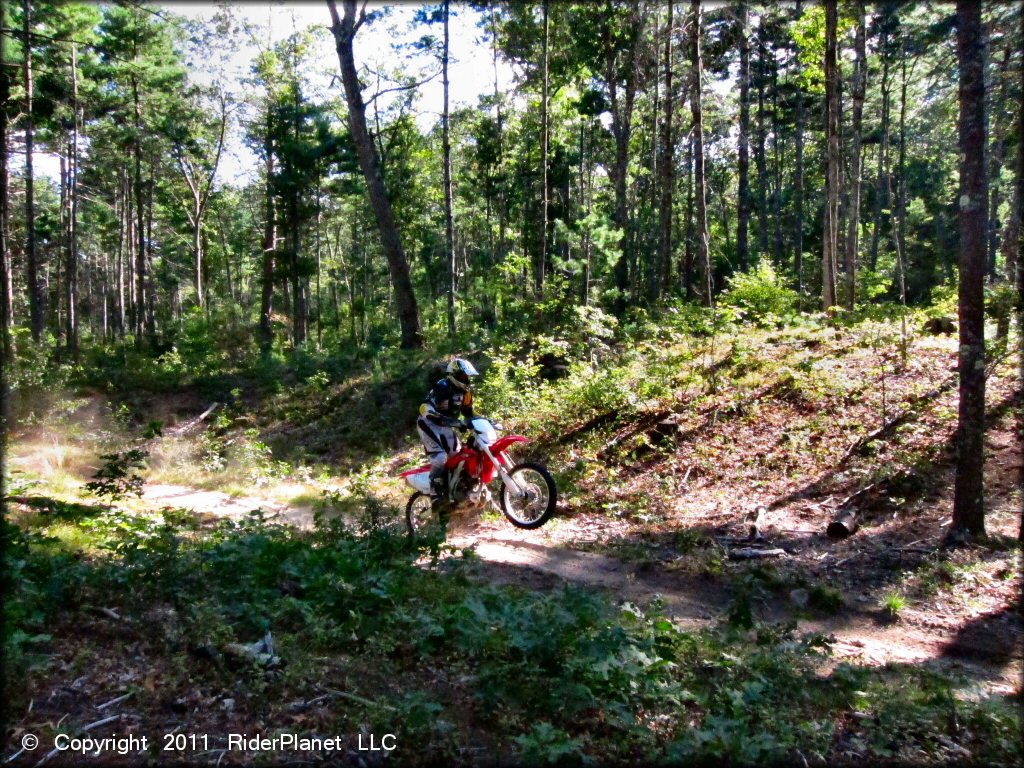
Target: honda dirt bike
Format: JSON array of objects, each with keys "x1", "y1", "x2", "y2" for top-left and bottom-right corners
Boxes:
[{"x1": 399, "y1": 417, "x2": 556, "y2": 538}]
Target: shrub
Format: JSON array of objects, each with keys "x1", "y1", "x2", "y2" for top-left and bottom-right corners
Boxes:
[
  {"x1": 721, "y1": 262, "x2": 799, "y2": 325},
  {"x1": 84, "y1": 448, "x2": 149, "y2": 501}
]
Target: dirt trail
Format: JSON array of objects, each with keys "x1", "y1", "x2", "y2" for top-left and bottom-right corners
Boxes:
[
  {"x1": 142, "y1": 483, "x2": 314, "y2": 528},
  {"x1": 134, "y1": 485, "x2": 1020, "y2": 696},
  {"x1": 446, "y1": 528, "x2": 1020, "y2": 695}
]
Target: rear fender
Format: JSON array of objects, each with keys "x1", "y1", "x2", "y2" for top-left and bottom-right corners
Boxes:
[{"x1": 399, "y1": 465, "x2": 431, "y2": 478}]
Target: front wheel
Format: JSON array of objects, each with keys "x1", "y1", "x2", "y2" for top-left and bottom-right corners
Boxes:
[
  {"x1": 500, "y1": 462, "x2": 556, "y2": 529},
  {"x1": 405, "y1": 492, "x2": 437, "y2": 540}
]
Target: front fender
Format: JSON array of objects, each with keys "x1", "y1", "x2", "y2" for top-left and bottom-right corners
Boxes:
[{"x1": 491, "y1": 435, "x2": 528, "y2": 456}]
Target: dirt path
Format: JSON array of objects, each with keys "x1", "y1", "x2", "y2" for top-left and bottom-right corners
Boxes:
[
  {"x1": 142, "y1": 483, "x2": 314, "y2": 528},
  {"x1": 133, "y1": 485, "x2": 1020, "y2": 696},
  {"x1": 446, "y1": 528, "x2": 1021, "y2": 695}
]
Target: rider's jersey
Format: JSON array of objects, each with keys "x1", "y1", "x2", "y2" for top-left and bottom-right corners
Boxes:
[{"x1": 419, "y1": 378, "x2": 474, "y2": 424}]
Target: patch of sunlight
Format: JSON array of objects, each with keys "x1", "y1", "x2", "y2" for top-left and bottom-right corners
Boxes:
[
  {"x1": 45, "y1": 522, "x2": 101, "y2": 555},
  {"x1": 7, "y1": 437, "x2": 96, "y2": 484},
  {"x1": 287, "y1": 491, "x2": 322, "y2": 508},
  {"x1": 35, "y1": 470, "x2": 84, "y2": 498}
]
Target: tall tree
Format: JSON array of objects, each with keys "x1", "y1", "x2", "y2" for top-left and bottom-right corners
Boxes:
[
  {"x1": 657, "y1": 1, "x2": 675, "y2": 297},
  {"x1": 1009, "y1": 6, "x2": 1024, "y2": 293},
  {"x1": 23, "y1": 0, "x2": 42, "y2": 341},
  {"x1": 259, "y1": 112, "x2": 276, "y2": 352},
  {"x1": 690, "y1": 0, "x2": 711, "y2": 307},
  {"x1": 844, "y1": 1, "x2": 866, "y2": 310},
  {"x1": 327, "y1": 0, "x2": 423, "y2": 349},
  {"x1": 0, "y1": 0, "x2": 12, "y2": 359},
  {"x1": 793, "y1": 0, "x2": 805, "y2": 300},
  {"x1": 442, "y1": 0, "x2": 455, "y2": 341},
  {"x1": 538, "y1": 0, "x2": 549, "y2": 297},
  {"x1": 736, "y1": 2, "x2": 751, "y2": 274},
  {"x1": 869, "y1": 6, "x2": 895, "y2": 271},
  {"x1": 65, "y1": 42, "x2": 80, "y2": 358},
  {"x1": 597, "y1": 0, "x2": 645, "y2": 315},
  {"x1": 951, "y1": 0, "x2": 987, "y2": 538},
  {"x1": 821, "y1": 0, "x2": 840, "y2": 310},
  {"x1": 171, "y1": 92, "x2": 227, "y2": 310}
]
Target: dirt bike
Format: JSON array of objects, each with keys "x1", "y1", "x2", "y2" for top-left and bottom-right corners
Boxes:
[{"x1": 399, "y1": 416, "x2": 556, "y2": 539}]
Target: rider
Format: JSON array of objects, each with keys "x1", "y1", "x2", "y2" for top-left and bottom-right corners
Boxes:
[{"x1": 417, "y1": 358, "x2": 479, "y2": 510}]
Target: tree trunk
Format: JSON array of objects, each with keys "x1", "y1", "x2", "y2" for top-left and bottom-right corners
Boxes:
[
  {"x1": 23, "y1": 0, "x2": 42, "y2": 341},
  {"x1": 793, "y1": 0, "x2": 804, "y2": 301},
  {"x1": 658, "y1": 1, "x2": 676, "y2": 298},
  {"x1": 754, "y1": 33, "x2": 768, "y2": 260},
  {"x1": 870, "y1": 32, "x2": 891, "y2": 271},
  {"x1": 844, "y1": 3, "x2": 866, "y2": 310},
  {"x1": 117, "y1": 168, "x2": 126, "y2": 337},
  {"x1": 132, "y1": 73, "x2": 147, "y2": 348},
  {"x1": 145, "y1": 165, "x2": 156, "y2": 341},
  {"x1": 1015, "y1": 3, "x2": 1024, "y2": 544},
  {"x1": 538, "y1": 0, "x2": 549, "y2": 297},
  {"x1": 0, "y1": 0, "x2": 12, "y2": 359},
  {"x1": 683, "y1": 132, "x2": 694, "y2": 298},
  {"x1": 606, "y1": 0, "x2": 642, "y2": 316},
  {"x1": 328, "y1": 0, "x2": 423, "y2": 348},
  {"x1": 895, "y1": 54, "x2": 909, "y2": 300},
  {"x1": 290, "y1": 190, "x2": 305, "y2": 346},
  {"x1": 1007, "y1": 7, "x2": 1024, "y2": 292},
  {"x1": 986, "y1": 44, "x2": 1012, "y2": 281},
  {"x1": 65, "y1": 43, "x2": 80, "y2": 359},
  {"x1": 770, "y1": 53, "x2": 783, "y2": 269},
  {"x1": 443, "y1": 0, "x2": 456, "y2": 342},
  {"x1": 822, "y1": 0, "x2": 840, "y2": 311},
  {"x1": 690, "y1": 0, "x2": 712, "y2": 307},
  {"x1": 951, "y1": 0, "x2": 987, "y2": 539},
  {"x1": 259, "y1": 122, "x2": 275, "y2": 352},
  {"x1": 736, "y1": 2, "x2": 751, "y2": 274},
  {"x1": 315, "y1": 174, "x2": 322, "y2": 348}
]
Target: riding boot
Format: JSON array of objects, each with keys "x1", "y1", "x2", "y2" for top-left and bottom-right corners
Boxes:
[{"x1": 429, "y1": 466, "x2": 450, "y2": 524}]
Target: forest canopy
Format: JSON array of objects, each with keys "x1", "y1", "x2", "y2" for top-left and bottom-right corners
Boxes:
[{"x1": 0, "y1": 1, "x2": 1018, "y2": 361}]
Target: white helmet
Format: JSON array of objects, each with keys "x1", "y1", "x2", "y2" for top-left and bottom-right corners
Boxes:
[{"x1": 446, "y1": 358, "x2": 479, "y2": 391}]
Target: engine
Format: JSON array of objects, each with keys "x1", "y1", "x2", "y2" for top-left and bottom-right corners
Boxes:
[{"x1": 452, "y1": 476, "x2": 489, "y2": 509}]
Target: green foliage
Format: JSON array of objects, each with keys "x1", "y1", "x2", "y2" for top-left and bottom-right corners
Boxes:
[
  {"x1": 721, "y1": 262, "x2": 800, "y2": 326},
  {"x1": 84, "y1": 448, "x2": 149, "y2": 501},
  {"x1": 514, "y1": 722, "x2": 586, "y2": 765},
  {"x1": 6, "y1": 496, "x2": 1021, "y2": 764},
  {"x1": 880, "y1": 590, "x2": 907, "y2": 617},
  {"x1": 808, "y1": 584, "x2": 844, "y2": 614},
  {"x1": 925, "y1": 277, "x2": 958, "y2": 319}
]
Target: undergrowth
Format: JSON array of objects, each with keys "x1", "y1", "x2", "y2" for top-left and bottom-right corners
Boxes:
[{"x1": 3, "y1": 503, "x2": 1019, "y2": 766}]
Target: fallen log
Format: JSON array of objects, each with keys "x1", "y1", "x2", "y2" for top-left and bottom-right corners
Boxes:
[
  {"x1": 827, "y1": 507, "x2": 859, "y2": 539},
  {"x1": 825, "y1": 470, "x2": 916, "y2": 539},
  {"x1": 169, "y1": 402, "x2": 220, "y2": 435}
]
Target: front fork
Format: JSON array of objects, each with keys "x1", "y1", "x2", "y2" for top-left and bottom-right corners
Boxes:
[{"x1": 482, "y1": 444, "x2": 526, "y2": 502}]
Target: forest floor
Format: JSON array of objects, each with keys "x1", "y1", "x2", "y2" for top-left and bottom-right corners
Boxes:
[
  {"x1": 128, "y1": 394, "x2": 1024, "y2": 697},
  {"x1": 4, "y1": 319, "x2": 1022, "y2": 764}
]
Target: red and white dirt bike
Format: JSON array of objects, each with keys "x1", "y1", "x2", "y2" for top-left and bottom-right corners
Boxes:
[{"x1": 398, "y1": 417, "x2": 556, "y2": 538}]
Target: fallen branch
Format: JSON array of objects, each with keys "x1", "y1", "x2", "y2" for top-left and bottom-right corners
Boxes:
[
  {"x1": 97, "y1": 692, "x2": 132, "y2": 711},
  {"x1": 844, "y1": 374, "x2": 957, "y2": 460},
  {"x1": 170, "y1": 403, "x2": 220, "y2": 435},
  {"x1": 325, "y1": 689, "x2": 397, "y2": 712},
  {"x1": 32, "y1": 717, "x2": 121, "y2": 768},
  {"x1": 728, "y1": 547, "x2": 787, "y2": 560},
  {"x1": 83, "y1": 714, "x2": 122, "y2": 732}
]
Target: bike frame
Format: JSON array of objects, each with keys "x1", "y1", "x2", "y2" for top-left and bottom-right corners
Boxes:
[{"x1": 399, "y1": 431, "x2": 530, "y2": 499}]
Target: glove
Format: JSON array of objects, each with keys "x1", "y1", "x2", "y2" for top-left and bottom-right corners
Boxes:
[{"x1": 443, "y1": 416, "x2": 467, "y2": 430}]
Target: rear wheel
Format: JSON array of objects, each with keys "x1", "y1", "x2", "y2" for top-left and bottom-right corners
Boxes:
[{"x1": 499, "y1": 463, "x2": 556, "y2": 529}]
